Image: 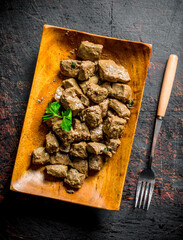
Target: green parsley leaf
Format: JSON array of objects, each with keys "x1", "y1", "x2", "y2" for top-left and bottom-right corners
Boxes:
[
  {"x1": 61, "y1": 118, "x2": 72, "y2": 132},
  {"x1": 62, "y1": 108, "x2": 72, "y2": 118},
  {"x1": 103, "y1": 147, "x2": 108, "y2": 153},
  {"x1": 60, "y1": 108, "x2": 72, "y2": 132},
  {"x1": 74, "y1": 180, "x2": 79, "y2": 185},
  {"x1": 128, "y1": 100, "x2": 134, "y2": 108},
  {"x1": 71, "y1": 61, "x2": 76, "y2": 68},
  {"x1": 42, "y1": 101, "x2": 61, "y2": 122},
  {"x1": 42, "y1": 102, "x2": 72, "y2": 132}
]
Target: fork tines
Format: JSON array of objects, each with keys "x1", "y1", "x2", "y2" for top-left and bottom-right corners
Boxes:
[{"x1": 135, "y1": 180, "x2": 155, "y2": 210}]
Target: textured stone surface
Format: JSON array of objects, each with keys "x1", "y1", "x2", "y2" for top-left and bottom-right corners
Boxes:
[{"x1": 0, "y1": 0, "x2": 183, "y2": 239}]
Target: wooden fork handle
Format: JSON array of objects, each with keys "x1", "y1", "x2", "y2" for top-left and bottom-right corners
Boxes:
[{"x1": 157, "y1": 54, "x2": 178, "y2": 117}]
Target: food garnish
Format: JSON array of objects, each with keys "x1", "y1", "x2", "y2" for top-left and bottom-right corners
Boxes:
[{"x1": 42, "y1": 102, "x2": 72, "y2": 132}]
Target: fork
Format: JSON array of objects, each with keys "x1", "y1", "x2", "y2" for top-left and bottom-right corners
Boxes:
[{"x1": 135, "y1": 54, "x2": 178, "y2": 210}]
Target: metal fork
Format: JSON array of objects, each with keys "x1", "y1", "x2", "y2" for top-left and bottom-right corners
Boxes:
[{"x1": 135, "y1": 54, "x2": 178, "y2": 210}]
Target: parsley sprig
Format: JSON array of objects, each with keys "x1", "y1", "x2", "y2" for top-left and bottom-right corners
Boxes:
[
  {"x1": 71, "y1": 61, "x2": 76, "y2": 68},
  {"x1": 127, "y1": 99, "x2": 134, "y2": 108},
  {"x1": 42, "y1": 102, "x2": 72, "y2": 132},
  {"x1": 61, "y1": 108, "x2": 72, "y2": 132},
  {"x1": 42, "y1": 102, "x2": 61, "y2": 122}
]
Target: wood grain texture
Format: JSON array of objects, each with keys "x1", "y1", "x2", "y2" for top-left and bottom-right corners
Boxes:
[
  {"x1": 157, "y1": 54, "x2": 178, "y2": 117},
  {"x1": 0, "y1": 0, "x2": 183, "y2": 239},
  {"x1": 10, "y1": 25, "x2": 151, "y2": 210}
]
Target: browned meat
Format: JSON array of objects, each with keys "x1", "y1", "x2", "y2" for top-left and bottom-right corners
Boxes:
[
  {"x1": 98, "y1": 60, "x2": 130, "y2": 83},
  {"x1": 45, "y1": 132, "x2": 59, "y2": 153},
  {"x1": 109, "y1": 99, "x2": 131, "y2": 119},
  {"x1": 32, "y1": 147, "x2": 50, "y2": 165},
  {"x1": 73, "y1": 119, "x2": 90, "y2": 141},
  {"x1": 99, "y1": 99, "x2": 109, "y2": 118},
  {"x1": 62, "y1": 78, "x2": 82, "y2": 94},
  {"x1": 105, "y1": 139, "x2": 121, "y2": 154},
  {"x1": 100, "y1": 82, "x2": 113, "y2": 95},
  {"x1": 50, "y1": 152, "x2": 73, "y2": 166},
  {"x1": 90, "y1": 124, "x2": 103, "y2": 142},
  {"x1": 103, "y1": 115, "x2": 127, "y2": 139},
  {"x1": 107, "y1": 110, "x2": 115, "y2": 117},
  {"x1": 80, "y1": 94, "x2": 90, "y2": 107},
  {"x1": 86, "y1": 83, "x2": 108, "y2": 104},
  {"x1": 72, "y1": 159, "x2": 88, "y2": 175},
  {"x1": 32, "y1": 40, "x2": 134, "y2": 193},
  {"x1": 89, "y1": 155, "x2": 104, "y2": 172},
  {"x1": 77, "y1": 41, "x2": 103, "y2": 61},
  {"x1": 54, "y1": 86, "x2": 64, "y2": 101},
  {"x1": 60, "y1": 88, "x2": 84, "y2": 116},
  {"x1": 87, "y1": 142, "x2": 106, "y2": 155},
  {"x1": 46, "y1": 116, "x2": 61, "y2": 128},
  {"x1": 52, "y1": 120, "x2": 75, "y2": 144},
  {"x1": 60, "y1": 129, "x2": 76, "y2": 145},
  {"x1": 78, "y1": 61, "x2": 95, "y2": 81},
  {"x1": 111, "y1": 83, "x2": 132, "y2": 103},
  {"x1": 46, "y1": 165, "x2": 68, "y2": 178},
  {"x1": 60, "y1": 60, "x2": 81, "y2": 77},
  {"x1": 64, "y1": 168, "x2": 85, "y2": 189},
  {"x1": 70, "y1": 142, "x2": 88, "y2": 158},
  {"x1": 79, "y1": 76, "x2": 99, "y2": 94},
  {"x1": 62, "y1": 86, "x2": 90, "y2": 107},
  {"x1": 59, "y1": 143, "x2": 70, "y2": 153},
  {"x1": 81, "y1": 105, "x2": 102, "y2": 128}
]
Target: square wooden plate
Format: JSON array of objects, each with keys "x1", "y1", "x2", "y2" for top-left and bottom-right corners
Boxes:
[{"x1": 10, "y1": 24, "x2": 152, "y2": 210}]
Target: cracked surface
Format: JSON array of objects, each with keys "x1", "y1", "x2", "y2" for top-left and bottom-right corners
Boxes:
[{"x1": 0, "y1": 0, "x2": 182, "y2": 239}]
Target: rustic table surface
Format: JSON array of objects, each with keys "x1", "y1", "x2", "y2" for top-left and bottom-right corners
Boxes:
[{"x1": 0, "y1": 0, "x2": 182, "y2": 239}]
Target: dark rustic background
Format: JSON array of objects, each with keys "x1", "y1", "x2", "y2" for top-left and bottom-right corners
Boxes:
[{"x1": 0, "y1": 0, "x2": 183, "y2": 239}]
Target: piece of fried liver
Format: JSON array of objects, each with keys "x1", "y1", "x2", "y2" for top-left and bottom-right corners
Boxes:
[
  {"x1": 77, "y1": 41, "x2": 103, "y2": 61},
  {"x1": 98, "y1": 59, "x2": 130, "y2": 83},
  {"x1": 32, "y1": 147, "x2": 50, "y2": 165}
]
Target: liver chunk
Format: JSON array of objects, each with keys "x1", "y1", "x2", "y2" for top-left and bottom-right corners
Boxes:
[
  {"x1": 73, "y1": 119, "x2": 90, "y2": 141},
  {"x1": 45, "y1": 132, "x2": 59, "y2": 153},
  {"x1": 70, "y1": 142, "x2": 88, "y2": 158},
  {"x1": 89, "y1": 155, "x2": 104, "y2": 172},
  {"x1": 50, "y1": 152, "x2": 73, "y2": 166},
  {"x1": 61, "y1": 88, "x2": 84, "y2": 116},
  {"x1": 60, "y1": 60, "x2": 81, "y2": 77},
  {"x1": 59, "y1": 143, "x2": 70, "y2": 153},
  {"x1": 90, "y1": 124, "x2": 103, "y2": 142},
  {"x1": 52, "y1": 120, "x2": 75, "y2": 144},
  {"x1": 105, "y1": 139, "x2": 121, "y2": 154},
  {"x1": 32, "y1": 147, "x2": 50, "y2": 165},
  {"x1": 62, "y1": 78, "x2": 82, "y2": 95},
  {"x1": 87, "y1": 142, "x2": 106, "y2": 155},
  {"x1": 54, "y1": 86, "x2": 64, "y2": 101},
  {"x1": 46, "y1": 165, "x2": 68, "y2": 178},
  {"x1": 79, "y1": 94, "x2": 90, "y2": 107},
  {"x1": 46, "y1": 116, "x2": 61, "y2": 128},
  {"x1": 72, "y1": 159, "x2": 88, "y2": 175},
  {"x1": 98, "y1": 60, "x2": 130, "y2": 83},
  {"x1": 78, "y1": 61, "x2": 95, "y2": 81},
  {"x1": 109, "y1": 99, "x2": 131, "y2": 119},
  {"x1": 86, "y1": 83, "x2": 108, "y2": 104},
  {"x1": 77, "y1": 41, "x2": 103, "y2": 61},
  {"x1": 99, "y1": 99, "x2": 109, "y2": 118},
  {"x1": 100, "y1": 82, "x2": 113, "y2": 96},
  {"x1": 64, "y1": 168, "x2": 85, "y2": 189},
  {"x1": 63, "y1": 86, "x2": 90, "y2": 107},
  {"x1": 79, "y1": 75, "x2": 99, "y2": 94},
  {"x1": 81, "y1": 105, "x2": 103, "y2": 129},
  {"x1": 103, "y1": 115, "x2": 127, "y2": 139},
  {"x1": 111, "y1": 83, "x2": 132, "y2": 103}
]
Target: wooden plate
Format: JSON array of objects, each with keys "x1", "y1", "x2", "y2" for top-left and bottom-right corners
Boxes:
[{"x1": 10, "y1": 25, "x2": 152, "y2": 210}]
